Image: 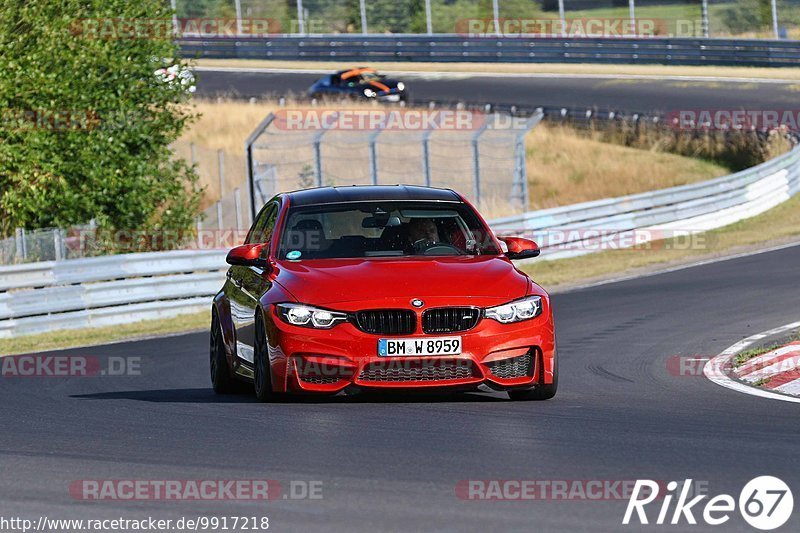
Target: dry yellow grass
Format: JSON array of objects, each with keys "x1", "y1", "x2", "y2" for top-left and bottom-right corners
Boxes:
[
  {"x1": 179, "y1": 99, "x2": 728, "y2": 212},
  {"x1": 524, "y1": 124, "x2": 727, "y2": 209},
  {"x1": 195, "y1": 59, "x2": 800, "y2": 81}
]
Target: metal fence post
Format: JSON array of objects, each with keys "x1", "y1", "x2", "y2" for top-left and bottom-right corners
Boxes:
[
  {"x1": 234, "y1": 0, "x2": 243, "y2": 35},
  {"x1": 629, "y1": 0, "x2": 636, "y2": 37},
  {"x1": 234, "y1": 188, "x2": 243, "y2": 230},
  {"x1": 14, "y1": 228, "x2": 25, "y2": 261},
  {"x1": 54, "y1": 228, "x2": 63, "y2": 261},
  {"x1": 170, "y1": 0, "x2": 178, "y2": 34},
  {"x1": 701, "y1": 0, "x2": 709, "y2": 38},
  {"x1": 217, "y1": 149, "x2": 225, "y2": 201},
  {"x1": 421, "y1": 114, "x2": 441, "y2": 188},
  {"x1": 422, "y1": 134, "x2": 432, "y2": 187},
  {"x1": 492, "y1": 0, "x2": 500, "y2": 35},
  {"x1": 313, "y1": 139, "x2": 323, "y2": 187},
  {"x1": 245, "y1": 113, "x2": 276, "y2": 220},
  {"x1": 296, "y1": 0, "x2": 305, "y2": 35},
  {"x1": 359, "y1": 0, "x2": 368, "y2": 34},
  {"x1": 196, "y1": 217, "x2": 203, "y2": 248},
  {"x1": 15, "y1": 228, "x2": 24, "y2": 261},
  {"x1": 425, "y1": 0, "x2": 433, "y2": 35},
  {"x1": 558, "y1": 0, "x2": 565, "y2": 36},
  {"x1": 216, "y1": 201, "x2": 224, "y2": 232},
  {"x1": 510, "y1": 110, "x2": 542, "y2": 212},
  {"x1": 512, "y1": 134, "x2": 525, "y2": 211},
  {"x1": 368, "y1": 126, "x2": 383, "y2": 185},
  {"x1": 771, "y1": 0, "x2": 779, "y2": 39},
  {"x1": 312, "y1": 112, "x2": 337, "y2": 187},
  {"x1": 471, "y1": 121, "x2": 489, "y2": 206}
]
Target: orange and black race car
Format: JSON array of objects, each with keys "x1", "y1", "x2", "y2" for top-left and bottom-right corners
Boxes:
[{"x1": 308, "y1": 67, "x2": 408, "y2": 102}]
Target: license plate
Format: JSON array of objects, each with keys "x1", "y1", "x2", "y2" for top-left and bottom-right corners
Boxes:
[{"x1": 378, "y1": 337, "x2": 462, "y2": 357}]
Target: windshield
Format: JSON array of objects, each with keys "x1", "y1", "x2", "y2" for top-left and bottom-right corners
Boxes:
[
  {"x1": 357, "y1": 71, "x2": 381, "y2": 83},
  {"x1": 278, "y1": 201, "x2": 500, "y2": 260}
]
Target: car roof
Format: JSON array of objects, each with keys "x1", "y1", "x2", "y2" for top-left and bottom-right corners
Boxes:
[
  {"x1": 284, "y1": 185, "x2": 462, "y2": 207},
  {"x1": 337, "y1": 67, "x2": 376, "y2": 78}
]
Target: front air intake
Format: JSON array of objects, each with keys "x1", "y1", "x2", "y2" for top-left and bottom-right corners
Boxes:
[{"x1": 355, "y1": 309, "x2": 416, "y2": 335}]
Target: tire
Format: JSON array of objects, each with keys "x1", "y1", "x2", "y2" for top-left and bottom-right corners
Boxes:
[
  {"x1": 508, "y1": 350, "x2": 558, "y2": 401},
  {"x1": 253, "y1": 311, "x2": 276, "y2": 403},
  {"x1": 210, "y1": 310, "x2": 236, "y2": 394}
]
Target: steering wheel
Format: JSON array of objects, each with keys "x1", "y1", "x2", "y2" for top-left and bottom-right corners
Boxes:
[{"x1": 412, "y1": 239, "x2": 463, "y2": 256}]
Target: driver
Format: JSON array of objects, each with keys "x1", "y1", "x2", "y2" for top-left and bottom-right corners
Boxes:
[{"x1": 407, "y1": 218, "x2": 440, "y2": 252}]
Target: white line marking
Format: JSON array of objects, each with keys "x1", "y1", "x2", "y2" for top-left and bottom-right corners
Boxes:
[
  {"x1": 192, "y1": 66, "x2": 800, "y2": 85},
  {"x1": 704, "y1": 321, "x2": 800, "y2": 404}
]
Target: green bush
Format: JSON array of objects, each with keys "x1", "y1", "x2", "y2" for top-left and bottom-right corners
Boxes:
[{"x1": 0, "y1": 0, "x2": 201, "y2": 245}]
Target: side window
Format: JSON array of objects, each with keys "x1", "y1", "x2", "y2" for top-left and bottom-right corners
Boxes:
[{"x1": 247, "y1": 202, "x2": 279, "y2": 245}]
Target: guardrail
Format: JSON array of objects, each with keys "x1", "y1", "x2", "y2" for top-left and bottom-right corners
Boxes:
[
  {"x1": 0, "y1": 250, "x2": 227, "y2": 339},
  {"x1": 492, "y1": 144, "x2": 800, "y2": 261},
  {"x1": 179, "y1": 35, "x2": 800, "y2": 67},
  {"x1": 2, "y1": 144, "x2": 799, "y2": 338}
]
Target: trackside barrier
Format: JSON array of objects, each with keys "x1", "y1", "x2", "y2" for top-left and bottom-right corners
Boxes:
[
  {"x1": 1, "y1": 145, "x2": 799, "y2": 338},
  {"x1": 178, "y1": 35, "x2": 800, "y2": 68},
  {"x1": 491, "y1": 144, "x2": 800, "y2": 261},
  {"x1": 0, "y1": 250, "x2": 227, "y2": 339}
]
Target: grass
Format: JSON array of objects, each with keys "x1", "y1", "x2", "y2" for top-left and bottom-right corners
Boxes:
[
  {"x1": 180, "y1": 99, "x2": 730, "y2": 213},
  {"x1": 195, "y1": 59, "x2": 800, "y2": 82},
  {"x1": 523, "y1": 193, "x2": 800, "y2": 289},
  {"x1": 524, "y1": 124, "x2": 728, "y2": 209},
  {"x1": 0, "y1": 310, "x2": 209, "y2": 357}
]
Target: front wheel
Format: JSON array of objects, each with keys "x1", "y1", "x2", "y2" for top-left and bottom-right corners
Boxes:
[
  {"x1": 210, "y1": 310, "x2": 236, "y2": 394},
  {"x1": 508, "y1": 350, "x2": 558, "y2": 401},
  {"x1": 253, "y1": 311, "x2": 276, "y2": 403}
]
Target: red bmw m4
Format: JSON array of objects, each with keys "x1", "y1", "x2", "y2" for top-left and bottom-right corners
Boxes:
[{"x1": 210, "y1": 185, "x2": 556, "y2": 401}]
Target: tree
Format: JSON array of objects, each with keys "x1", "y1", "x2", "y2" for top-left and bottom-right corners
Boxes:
[{"x1": 0, "y1": 0, "x2": 201, "y2": 243}]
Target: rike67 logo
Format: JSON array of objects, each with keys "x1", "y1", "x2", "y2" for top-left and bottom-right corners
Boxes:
[{"x1": 623, "y1": 477, "x2": 793, "y2": 530}]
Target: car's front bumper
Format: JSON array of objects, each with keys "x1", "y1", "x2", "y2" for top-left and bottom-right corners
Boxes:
[{"x1": 265, "y1": 304, "x2": 555, "y2": 394}]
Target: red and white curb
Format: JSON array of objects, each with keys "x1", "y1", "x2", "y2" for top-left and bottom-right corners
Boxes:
[
  {"x1": 704, "y1": 320, "x2": 800, "y2": 404},
  {"x1": 735, "y1": 341, "x2": 800, "y2": 394}
]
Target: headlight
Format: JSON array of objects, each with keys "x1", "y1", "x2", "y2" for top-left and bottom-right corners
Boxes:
[
  {"x1": 484, "y1": 296, "x2": 542, "y2": 324},
  {"x1": 363, "y1": 88, "x2": 377, "y2": 97},
  {"x1": 276, "y1": 303, "x2": 348, "y2": 329},
  {"x1": 396, "y1": 82, "x2": 405, "y2": 91}
]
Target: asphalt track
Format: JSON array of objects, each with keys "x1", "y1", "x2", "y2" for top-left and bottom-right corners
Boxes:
[
  {"x1": 194, "y1": 69, "x2": 800, "y2": 113},
  {"x1": 2, "y1": 243, "x2": 800, "y2": 531}
]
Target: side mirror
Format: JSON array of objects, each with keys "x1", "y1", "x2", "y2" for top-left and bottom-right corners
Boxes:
[
  {"x1": 226, "y1": 243, "x2": 268, "y2": 268},
  {"x1": 499, "y1": 237, "x2": 540, "y2": 260}
]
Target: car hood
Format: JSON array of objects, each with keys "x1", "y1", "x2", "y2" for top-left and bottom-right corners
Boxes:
[{"x1": 274, "y1": 256, "x2": 530, "y2": 308}]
